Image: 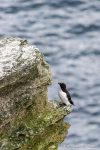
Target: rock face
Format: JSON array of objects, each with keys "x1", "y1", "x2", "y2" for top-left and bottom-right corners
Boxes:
[
  {"x1": 0, "y1": 37, "x2": 52, "y2": 125},
  {"x1": 0, "y1": 37, "x2": 72, "y2": 150}
]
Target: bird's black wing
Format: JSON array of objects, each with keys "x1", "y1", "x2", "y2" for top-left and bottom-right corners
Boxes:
[{"x1": 66, "y1": 90, "x2": 74, "y2": 105}]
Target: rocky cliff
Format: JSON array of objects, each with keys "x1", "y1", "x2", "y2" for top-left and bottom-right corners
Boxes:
[{"x1": 0, "y1": 37, "x2": 72, "y2": 150}]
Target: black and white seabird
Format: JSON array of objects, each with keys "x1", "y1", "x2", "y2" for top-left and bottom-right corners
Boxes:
[{"x1": 58, "y1": 82, "x2": 74, "y2": 106}]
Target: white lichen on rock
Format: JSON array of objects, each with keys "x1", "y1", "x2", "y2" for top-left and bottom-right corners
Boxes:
[{"x1": 0, "y1": 37, "x2": 40, "y2": 79}]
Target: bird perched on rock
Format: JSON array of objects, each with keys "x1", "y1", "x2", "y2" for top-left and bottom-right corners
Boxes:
[{"x1": 58, "y1": 82, "x2": 74, "y2": 106}]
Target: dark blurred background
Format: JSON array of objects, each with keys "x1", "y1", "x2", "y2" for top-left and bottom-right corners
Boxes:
[{"x1": 0, "y1": 0, "x2": 100, "y2": 149}]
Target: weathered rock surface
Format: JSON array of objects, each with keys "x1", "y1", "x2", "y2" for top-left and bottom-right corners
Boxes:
[
  {"x1": 0, "y1": 37, "x2": 52, "y2": 125},
  {"x1": 0, "y1": 37, "x2": 72, "y2": 150}
]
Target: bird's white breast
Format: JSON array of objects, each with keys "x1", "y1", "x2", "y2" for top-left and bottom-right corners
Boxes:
[{"x1": 58, "y1": 90, "x2": 70, "y2": 105}]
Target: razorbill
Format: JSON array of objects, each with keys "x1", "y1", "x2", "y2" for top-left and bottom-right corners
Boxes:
[{"x1": 58, "y1": 82, "x2": 74, "y2": 106}]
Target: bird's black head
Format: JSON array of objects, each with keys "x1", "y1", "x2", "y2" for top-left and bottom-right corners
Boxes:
[{"x1": 58, "y1": 82, "x2": 66, "y2": 91}]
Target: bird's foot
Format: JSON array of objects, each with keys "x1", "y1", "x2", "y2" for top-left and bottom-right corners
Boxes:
[{"x1": 59, "y1": 102, "x2": 66, "y2": 107}]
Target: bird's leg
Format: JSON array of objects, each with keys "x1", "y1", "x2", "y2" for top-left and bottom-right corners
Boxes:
[{"x1": 59, "y1": 102, "x2": 66, "y2": 107}]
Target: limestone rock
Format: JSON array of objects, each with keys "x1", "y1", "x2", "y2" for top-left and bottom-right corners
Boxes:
[
  {"x1": 0, "y1": 37, "x2": 72, "y2": 150},
  {"x1": 0, "y1": 37, "x2": 52, "y2": 125}
]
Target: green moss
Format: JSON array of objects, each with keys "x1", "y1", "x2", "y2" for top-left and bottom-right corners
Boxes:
[
  {"x1": 17, "y1": 121, "x2": 69, "y2": 150},
  {"x1": 0, "y1": 103, "x2": 72, "y2": 150}
]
